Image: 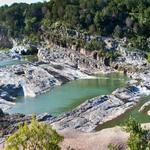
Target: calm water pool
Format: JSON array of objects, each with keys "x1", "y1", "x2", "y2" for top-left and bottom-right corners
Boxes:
[{"x1": 8, "y1": 73, "x2": 128, "y2": 116}]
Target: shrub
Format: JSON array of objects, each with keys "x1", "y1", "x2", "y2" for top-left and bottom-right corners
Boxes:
[
  {"x1": 5, "y1": 117, "x2": 63, "y2": 150},
  {"x1": 124, "y1": 117, "x2": 150, "y2": 150},
  {"x1": 85, "y1": 39, "x2": 105, "y2": 51},
  {"x1": 146, "y1": 53, "x2": 150, "y2": 63}
]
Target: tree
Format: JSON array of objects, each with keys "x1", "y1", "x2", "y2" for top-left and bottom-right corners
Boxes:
[
  {"x1": 125, "y1": 17, "x2": 133, "y2": 28},
  {"x1": 85, "y1": 39, "x2": 105, "y2": 51},
  {"x1": 133, "y1": 23, "x2": 139, "y2": 34},
  {"x1": 130, "y1": 35, "x2": 148, "y2": 50},
  {"x1": 113, "y1": 25, "x2": 123, "y2": 38},
  {"x1": 94, "y1": 11, "x2": 104, "y2": 33},
  {"x1": 5, "y1": 117, "x2": 63, "y2": 150},
  {"x1": 0, "y1": 0, "x2": 150, "y2": 50},
  {"x1": 124, "y1": 117, "x2": 150, "y2": 150},
  {"x1": 64, "y1": 5, "x2": 79, "y2": 26},
  {"x1": 24, "y1": 17, "x2": 36, "y2": 34},
  {"x1": 89, "y1": 24, "x2": 96, "y2": 34}
]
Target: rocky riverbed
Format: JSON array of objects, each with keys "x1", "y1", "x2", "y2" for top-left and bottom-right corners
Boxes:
[
  {"x1": 31, "y1": 46, "x2": 150, "y2": 132},
  {"x1": 0, "y1": 61, "x2": 92, "y2": 111},
  {"x1": 1, "y1": 83, "x2": 150, "y2": 141},
  {"x1": 49, "y1": 85, "x2": 150, "y2": 132},
  {"x1": 0, "y1": 45, "x2": 102, "y2": 112},
  {"x1": 1, "y1": 43, "x2": 150, "y2": 143}
]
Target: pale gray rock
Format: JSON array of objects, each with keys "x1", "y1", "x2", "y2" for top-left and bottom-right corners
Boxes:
[
  {"x1": 0, "y1": 52, "x2": 11, "y2": 61},
  {"x1": 36, "y1": 113, "x2": 55, "y2": 122},
  {"x1": 112, "y1": 86, "x2": 140, "y2": 101},
  {"x1": 0, "y1": 59, "x2": 91, "y2": 100},
  {"x1": 37, "y1": 46, "x2": 103, "y2": 73},
  {"x1": 139, "y1": 101, "x2": 150, "y2": 112}
]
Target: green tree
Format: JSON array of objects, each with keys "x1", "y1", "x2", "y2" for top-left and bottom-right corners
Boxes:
[
  {"x1": 24, "y1": 17, "x2": 36, "y2": 34},
  {"x1": 94, "y1": 11, "x2": 104, "y2": 33},
  {"x1": 113, "y1": 25, "x2": 123, "y2": 38},
  {"x1": 5, "y1": 117, "x2": 63, "y2": 150},
  {"x1": 124, "y1": 117, "x2": 150, "y2": 150},
  {"x1": 64, "y1": 5, "x2": 79, "y2": 26},
  {"x1": 85, "y1": 39, "x2": 105, "y2": 51},
  {"x1": 146, "y1": 52, "x2": 150, "y2": 63}
]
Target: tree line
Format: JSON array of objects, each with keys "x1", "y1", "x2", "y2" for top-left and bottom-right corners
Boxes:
[{"x1": 0, "y1": 0, "x2": 150, "y2": 50}]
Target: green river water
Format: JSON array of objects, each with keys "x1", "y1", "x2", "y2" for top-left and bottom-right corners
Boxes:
[{"x1": 8, "y1": 73, "x2": 127, "y2": 116}]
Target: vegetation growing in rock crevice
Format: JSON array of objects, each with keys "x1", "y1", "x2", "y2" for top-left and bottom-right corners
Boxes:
[
  {"x1": 5, "y1": 117, "x2": 63, "y2": 150},
  {"x1": 0, "y1": 0, "x2": 150, "y2": 51}
]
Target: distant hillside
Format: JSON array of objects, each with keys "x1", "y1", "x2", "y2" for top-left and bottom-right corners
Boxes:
[{"x1": 0, "y1": 0, "x2": 150, "y2": 51}]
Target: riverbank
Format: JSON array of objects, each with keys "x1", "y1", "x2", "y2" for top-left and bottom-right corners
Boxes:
[
  {"x1": 0, "y1": 61, "x2": 93, "y2": 112},
  {"x1": 1, "y1": 44, "x2": 150, "y2": 147},
  {"x1": 0, "y1": 45, "x2": 116, "y2": 112},
  {"x1": 0, "y1": 126, "x2": 129, "y2": 150},
  {"x1": 60, "y1": 122, "x2": 150, "y2": 150},
  {"x1": 49, "y1": 84, "x2": 150, "y2": 132},
  {"x1": 1, "y1": 123, "x2": 150, "y2": 150},
  {"x1": 59, "y1": 126, "x2": 129, "y2": 150},
  {"x1": 34, "y1": 46, "x2": 150, "y2": 132}
]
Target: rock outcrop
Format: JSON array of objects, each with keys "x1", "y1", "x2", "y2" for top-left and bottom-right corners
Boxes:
[
  {"x1": 37, "y1": 46, "x2": 109, "y2": 74},
  {"x1": 0, "y1": 113, "x2": 31, "y2": 137},
  {"x1": 0, "y1": 52, "x2": 12, "y2": 61},
  {"x1": 0, "y1": 59, "x2": 91, "y2": 111},
  {"x1": 50, "y1": 85, "x2": 150, "y2": 132}
]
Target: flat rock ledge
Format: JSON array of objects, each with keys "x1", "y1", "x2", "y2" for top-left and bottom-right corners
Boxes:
[{"x1": 49, "y1": 85, "x2": 149, "y2": 132}]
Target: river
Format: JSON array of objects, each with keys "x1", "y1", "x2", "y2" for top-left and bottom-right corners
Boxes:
[
  {"x1": 1, "y1": 57, "x2": 150, "y2": 129},
  {"x1": 8, "y1": 73, "x2": 128, "y2": 115}
]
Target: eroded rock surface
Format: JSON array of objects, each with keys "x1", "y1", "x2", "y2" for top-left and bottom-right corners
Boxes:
[
  {"x1": 1, "y1": 44, "x2": 150, "y2": 134},
  {"x1": 0, "y1": 113, "x2": 31, "y2": 138},
  {"x1": 50, "y1": 85, "x2": 149, "y2": 132},
  {"x1": 37, "y1": 46, "x2": 113, "y2": 74},
  {"x1": 0, "y1": 59, "x2": 91, "y2": 111}
]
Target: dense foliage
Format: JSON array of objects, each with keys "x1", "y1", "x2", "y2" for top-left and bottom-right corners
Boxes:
[
  {"x1": 125, "y1": 117, "x2": 150, "y2": 150},
  {"x1": 108, "y1": 117, "x2": 150, "y2": 150},
  {"x1": 5, "y1": 118, "x2": 63, "y2": 150},
  {"x1": 0, "y1": 0, "x2": 150, "y2": 50}
]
